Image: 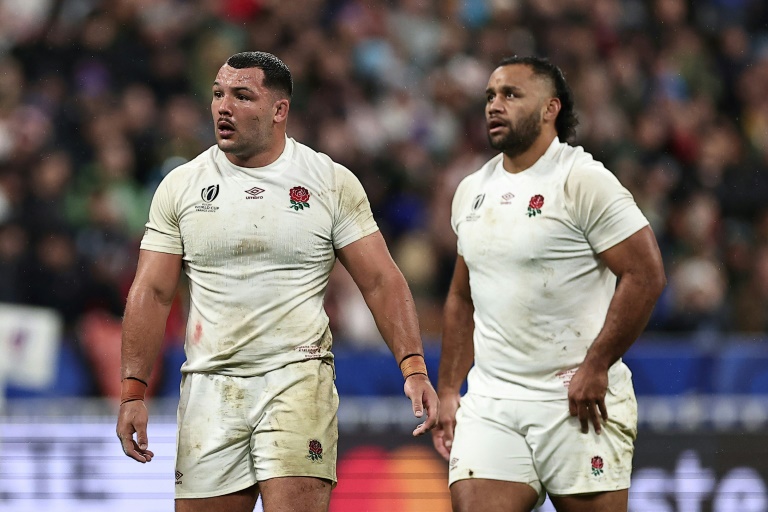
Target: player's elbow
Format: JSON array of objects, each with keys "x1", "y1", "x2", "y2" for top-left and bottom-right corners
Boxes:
[{"x1": 643, "y1": 264, "x2": 667, "y2": 302}]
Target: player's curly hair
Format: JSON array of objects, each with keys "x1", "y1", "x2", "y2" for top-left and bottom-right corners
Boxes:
[
  {"x1": 497, "y1": 56, "x2": 579, "y2": 141},
  {"x1": 226, "y1": 51, "x2": 293, "y2": 99}
]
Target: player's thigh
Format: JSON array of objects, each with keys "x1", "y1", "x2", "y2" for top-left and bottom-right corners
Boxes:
[
  {"x1": 252, "y1": 360, "x2": 339, "y2": 484},
  {"x1": 259, "y1": 476, "x2": 332, "y2": 512},
  {"x1": 175, "y1": 484, "x2": 258, "y2": 512},
  {"x1": 175, "y1": 373, "x2": 258, "y2": 499},
  {"x1": 451, "y1": 479, "x2": 539, "y2": 512},
  {"x1": 448, "y1": 393, "x2": 544, "y2": 508},
  {"x1": 550, "y1": 488, "x2": 629, "y2": 512},
  {"x1": 531, "y1": 385, "x2": 637, "y2": 497}
]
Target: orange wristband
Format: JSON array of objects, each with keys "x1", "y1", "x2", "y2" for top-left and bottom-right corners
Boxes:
[
  {"x1": 399, "y1": 354, "x2": 428, "y2": 380},
  {"x1": 120, "y1": 377, "x2": 147, "y2": 405}
]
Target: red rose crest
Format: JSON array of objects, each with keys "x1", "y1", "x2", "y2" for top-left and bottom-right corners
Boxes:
[
  {"x1": 527, "y1": 194, "x2": 544, "y2": 217},
  {"x1": 591, "y1": 456, "x2": 604, "y2": 476},
  {"x1": 289, "y1": 186, "x2": 311, "y2": 211},
  {"x1": 307, "y1": 439, "x2": 323, "y2": 462}
]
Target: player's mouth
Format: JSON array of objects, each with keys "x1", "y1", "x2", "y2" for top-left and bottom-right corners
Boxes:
[
  {"x1": 487, "y1": 118, "x2": 507, "y2": 135},
  {"x1": 217, "y1": 119, "x2": 235, "y2": 138}
]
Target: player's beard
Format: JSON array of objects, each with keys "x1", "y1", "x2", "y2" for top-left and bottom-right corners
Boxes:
[{"x1": 488, "y1": 108, "x2": 542, "y2": 158}]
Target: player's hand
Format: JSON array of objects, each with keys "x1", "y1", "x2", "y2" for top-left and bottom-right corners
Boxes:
[
  {"x1": 567, "y1": 363, "x2": 609, "y2": 434},
  {"x1": 404, "y1": 374, "x2": 439, "y2": 437},
  {"x1": 116, "y1": 400, "x2": 154, "y2": 463},
  {"x1": 431, "y1": 391, "x2": 460, "y2": 461}
]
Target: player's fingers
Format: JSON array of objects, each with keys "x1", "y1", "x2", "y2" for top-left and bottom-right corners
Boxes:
[
  {"x1": 119, "y1": 435, "x2": 145, "y2": 463},
  {"x1": 568, "y1": 397, "x2": 578, "y2": 417},
  {"x1": 136, "y1": 429, "x2": 149, "y2": 451},
  {"x1": 129, "y1": 440, "x2": 155, "y2": 463},
  {"x1": 578, "y1": 403, "x2": 590, "y2": 434},
  {"x1": 442, "y1": 422, "x2": 455, "y2": 454},
  {"x1": 141, "y1": 447, "x2": 155, "y2": 462},
  {"x1": 413, "y1": 421, "x2": 428, "y2": 436},
  {"x1": 431, "y1": 429, "x2": 451, "y2": 460},
  {"x1": 590, "y1": 403, "x2": 602, "y2": 435},
  {"x1": 421, "y1": 400, "x2": 438, "y2": 432},
  {"x1": 132, "y1": 417, "x2": 149, "y2": 451},
  {"x1": 597, "y1": 399, "x2": 609, "y2": 422},
  {"x1": 411, "y1": 394, "x2": 424, "y2": 419}
]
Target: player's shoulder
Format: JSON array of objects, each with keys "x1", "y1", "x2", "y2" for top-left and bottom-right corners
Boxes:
[
  {"x1": 156, "y1": 146, "x2": 218, "y2": 191},
  {"x1": 288, "y1": 137, "x2": 362, "y2": 194},
  {"x1": 553, "y1": 140, "x2": 608, "y2": 177},
  {"x1": 164, "y1": 146, "x2": 217, "y2": 179},
  {"x1": 456, "y1": 153, "x2": 502, "y2": 194},
  {"x1": 287, "y1": 137, "x2": 337, "y2": 174}
]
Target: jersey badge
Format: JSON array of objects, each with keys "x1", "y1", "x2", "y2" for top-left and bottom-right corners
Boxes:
[
  {"x1": 465, "y1": 193, "x2": 485, "y2": 221},
  {"x1": 526, "y1": 194, "x2": 544, "y2": 217},
  {"x1": 245, "y1": 187, "x2": 265, "y2": 199},
  {"x1": 201, "y1": 184, "x2": 219, "y2": 202},
  {"x1": 289, "y1": 186, "x2": 311, "y2": 211},
  {"x1": 307, "y1": 439, "x2": 323, "y2": 462},
  {"x1": 591, "y1": 455, "x2": 604, "y2": 476},
  {"x1": 196, "y1": 184, "x2": 220, "y2": 212}
]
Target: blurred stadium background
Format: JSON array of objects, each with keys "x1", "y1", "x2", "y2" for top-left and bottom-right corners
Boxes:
[{"x1": 1, "y1": 0, "x2": 768, "y2": 510}]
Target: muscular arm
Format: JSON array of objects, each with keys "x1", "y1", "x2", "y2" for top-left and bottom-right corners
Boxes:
[
  {"x1": 336, "y1": 231, "x2": 438, "y2": 435},
  {"x1": 432, "y1": 255, "x2": 475, "y2": 460},
  {"x1": 117, "y1": 249, "x2": 182, "y2": 462},
  {"x1": 121, "y1": 249, "x2": 183, "y2": 381},
  {"x1": 569, "y1": 226, "x2": 666, "y2": 433}
]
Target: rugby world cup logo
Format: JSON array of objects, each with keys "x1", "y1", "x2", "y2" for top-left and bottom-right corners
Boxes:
[{"x1": 201, "y1": 184, "x2": 220, "y2": 203}]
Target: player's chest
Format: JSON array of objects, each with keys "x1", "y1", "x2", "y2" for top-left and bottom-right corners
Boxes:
[
  {"x1": 457, "y1": 183, "x2": 581, "y2": 262},
  {"x1": 178, "y1": 179, "x2": 332, "y2": 258}
]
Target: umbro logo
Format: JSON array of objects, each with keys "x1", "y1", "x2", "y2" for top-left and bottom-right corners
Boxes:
[
  {"x1": 175, "y1": 470, "x2": 183, "y2": 485},
  {"x1": 501, "y1": 192, "x2": 515, "y2": 204},
  {"x1": 245, "y1": 187, "x2": 265, "y2": 199}
]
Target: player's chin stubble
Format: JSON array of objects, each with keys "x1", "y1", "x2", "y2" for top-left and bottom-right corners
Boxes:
[{"x1": 489, "y1": 110, "x2": 542, "y2": 158}]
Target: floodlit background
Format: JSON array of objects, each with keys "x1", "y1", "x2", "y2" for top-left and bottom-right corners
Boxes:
[{"x1": 1, "y1": 0, "x2": 768, "y2": 510}]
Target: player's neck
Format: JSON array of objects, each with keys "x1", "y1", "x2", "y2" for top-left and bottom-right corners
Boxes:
[
  {"x1": 225, "y1": 134, "x2": 287, "y2": 168},
  {"x1": 501, "y1": 132, "x2": 557, "y2": 174}
]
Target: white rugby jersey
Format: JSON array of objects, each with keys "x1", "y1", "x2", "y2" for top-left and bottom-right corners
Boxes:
[
  {"x1": 451, "y1": 137, "x2": 649, "y2": 400},
  {"x1": 141, "y1": 137, "x2": 379, "y2": 376}
]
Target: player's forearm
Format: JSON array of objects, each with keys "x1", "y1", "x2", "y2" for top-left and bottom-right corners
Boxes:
[
  {"x1": 583, "y1": 270, "x2": 665, "y2": 371},
  {"x1": 361, "y1": 272, "x2": 425, "y2": 362},
  {"x1": 121, "y1": 285, "x2": 174, "y2": 381},
  {"x1": 437, "y1": 292, "x2": 475, "y2": 394}
]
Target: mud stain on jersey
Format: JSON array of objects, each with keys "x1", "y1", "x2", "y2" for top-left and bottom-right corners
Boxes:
[
  {"x1": 233, "y1": 237, "x2": 269, "y2": 256},
  {"x1": 192, "y1": 321, "x2": 203, "y2": 345}
]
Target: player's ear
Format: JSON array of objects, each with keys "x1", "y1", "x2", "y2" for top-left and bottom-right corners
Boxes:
[
  {"x1": 274, "y1": 98, "x2": 290, "y2": 123},
  {"x1": 543, "y1": 97, "x2": 561, "y2": 123}
]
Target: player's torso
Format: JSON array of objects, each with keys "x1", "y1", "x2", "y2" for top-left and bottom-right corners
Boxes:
[
  {"x1": 175, "y1": 149, "x2": 337, "y2": 274},
  {"x1": 455, "y1": 162, "x2": 591, "y2": 276}
]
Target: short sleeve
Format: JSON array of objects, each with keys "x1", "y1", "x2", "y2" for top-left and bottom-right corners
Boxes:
[
  {"x1": 564, "y1": 162, "x2": 649, "y2": 254},
  {"x1": 140, "y1": 175, "x2": 183, "y2": 254},
  {"x1": 332, "y1": 164, "x2": 379, "y2": 249},
  {"x1": 450, "y1": 177, "x2": 473, "y2": 257}
]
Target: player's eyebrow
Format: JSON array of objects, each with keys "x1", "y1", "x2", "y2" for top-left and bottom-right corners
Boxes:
[
  {"x1": 486, "y1": 84, "x2": 524, "y2": 96},
  {"x1": 212, "y1": 82, "x2": 255, "y2": 93}
]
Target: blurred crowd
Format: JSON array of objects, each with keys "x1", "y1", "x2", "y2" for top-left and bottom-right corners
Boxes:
[{"x1": 1, "y1": 0, "x2": 768, "y2": 395}]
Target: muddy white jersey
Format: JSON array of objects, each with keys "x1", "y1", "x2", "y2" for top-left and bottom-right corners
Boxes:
[
  {"x1": 451, "y1": 137, "x2": 649, "y2": 399},
  {"x1": 141, "y1": 137, "x2": 379, "y2": 376}
]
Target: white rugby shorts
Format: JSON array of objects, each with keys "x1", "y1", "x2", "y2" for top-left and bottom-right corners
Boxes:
[
  {"x1": 448, "y1": 383, "x2": 637, "y2": 503},
  {"x1": 174, "y1": 360, "x2": 338, "y2": 498}
]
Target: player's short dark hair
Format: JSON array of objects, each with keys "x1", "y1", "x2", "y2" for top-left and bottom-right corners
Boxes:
[
  {"x1": 497, "y1": 56, "x2": 579, "y2": 141},
  {"x1": 226, "y1": 51, "x2": 293, "y2": 99}
]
